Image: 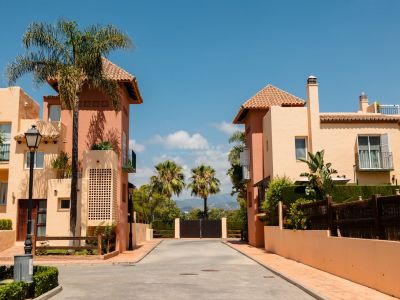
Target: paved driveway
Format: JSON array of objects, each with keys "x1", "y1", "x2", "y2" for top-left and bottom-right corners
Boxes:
[{"x1": 54, "y1": 240, "x2": 314, "y2": 300}]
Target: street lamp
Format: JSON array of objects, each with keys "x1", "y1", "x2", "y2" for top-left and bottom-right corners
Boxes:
[{"x1": 24, "y1": 125, "x2": 42, "y2": 254}]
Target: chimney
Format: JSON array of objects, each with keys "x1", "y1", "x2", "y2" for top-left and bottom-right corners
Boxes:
[
  {"x1": 359, "y1": 92, "x2": 368, "y2": 113},
  {"x1": 306, "y1": 75, "x2": 319, "y2": 153}
]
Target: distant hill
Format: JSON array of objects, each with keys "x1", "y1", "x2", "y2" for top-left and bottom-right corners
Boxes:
[{"x1": 175, "y1": 193, "x2": 239, "y2": 212}]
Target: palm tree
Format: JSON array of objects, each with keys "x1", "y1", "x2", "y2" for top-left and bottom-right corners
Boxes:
[
  {"x1": 188, "y1": 165, "x2": 220, "y2": 219},
  {"x1": 227, "y1": 130, "x2": 246, "y2": 200},
  {"x1": 300, "y1": 150, "x2": 337, "y2": 199},
  {"x1": 7, "y1": 20, "x2": 132, "y2": 237},
  {"x1": 150, "y1": 160, "x2": 185, "y2": 199}
]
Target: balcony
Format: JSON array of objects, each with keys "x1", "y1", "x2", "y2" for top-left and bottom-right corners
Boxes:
[
  {"x1": 0, "y1": 144, "x2": 10, "y2": 162},
  {"x1": 378, "y1": 104, "x2": 400, "y2": 115},
  {"x1": 122, "y1": 150, "x2": 136, "y2": 173},
  {"x1": 356, "y1": 152, "x2": 394, "y2": 171}
]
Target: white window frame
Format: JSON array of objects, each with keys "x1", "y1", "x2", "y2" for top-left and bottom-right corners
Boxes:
[
  {"x1": 25, "y1": 151, "x2": 45, "y2": 169},
  {"x1": 357, "y1": 135, "x2": 382, "y2": 169},
  {"x1": 295, "y1": 137, "x2": 308, "y2": 161},
  {"x1": 48, "y1": 105, "x2": 61, "y2": 122}
]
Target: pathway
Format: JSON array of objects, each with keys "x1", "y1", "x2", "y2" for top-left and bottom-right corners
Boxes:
[{"x1": 53, "y1": 240, "x2": 314, "y2": 300}]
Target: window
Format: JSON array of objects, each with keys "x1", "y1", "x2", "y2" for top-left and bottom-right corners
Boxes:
[
  {"x1": 0, "y1": 182, "x2": 7, "y2": 205},
  {"x1": 122, "y1": 131, "x2": 127, "y2": 165},
  {"x1": 357, "y1": 135, "x2": 393, "y2": 169},
  {"x1": 0, "y1": 124, "x2": 11, "y2": 162},
  {"x1": 58, "y1": 198, "x2": 70, "y2": 210},
  {"x1": 36, "y1": 200, "x2": 47, "y2": 237},
  {"x1": 48, "y1": 105, "x2": 61, "y2": 121},
  {"x1": 0, "y1": 124, "x2": 11, "y2": 142},
  {"x1": 25, "y1": 152, "x2": 45, "y2": 169},
  {"x1": 295, "y1": 137, "x2": 307, "y2": 160}
]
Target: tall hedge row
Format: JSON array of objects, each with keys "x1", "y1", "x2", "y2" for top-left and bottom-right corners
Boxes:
[
  {"x1": 281, "y1": 185, "x2": 400, "y2": 204},
  {"x1": 0, "y1": 219, "x2": 12, "y2": 230}
]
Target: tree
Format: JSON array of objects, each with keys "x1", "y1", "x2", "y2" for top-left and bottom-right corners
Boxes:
[
  {"x1": 227, "y1": 130, "x2": 247, "y2": 225},
  {"x1": 188, "y1": 165, "x2": 220, "y2": 219},
  {"x1": 154, "y1": 198, "x2": 181, "y2": 223},
  {"x1": 150, "y1": 160, "x2": 185, "y2": 199},
  {"x1": 300, "y1": 150, "x2": 337, "y2": 199},
  {"x1": 7, "y1": 20, "x2": 132, "y2": 237}
]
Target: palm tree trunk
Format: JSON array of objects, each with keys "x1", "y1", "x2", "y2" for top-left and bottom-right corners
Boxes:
[
  {"x1": 70, "y1": 95, "x2": 79, "y2": 238},
  {"x1": 204, "y1": 197, "x2": 208, "y2": 219}
]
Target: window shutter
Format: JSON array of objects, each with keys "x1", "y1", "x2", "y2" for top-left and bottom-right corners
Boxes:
[
  {"x1": 380, "y1": 133, "x2": 392, "y2": 169},
  {"x1": 380, "y1": 133, "x2": 390, "y2": 153}
]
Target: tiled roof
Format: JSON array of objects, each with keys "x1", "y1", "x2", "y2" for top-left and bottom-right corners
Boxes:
[
  {"x1": 47, "y1": 58, "x2": 143, "y2": 104},
  {"x1": 320, "y1": 113, "x2": 400, "y2": 123},
  {"x1": 101, "y1": 57, "x2": 135, "y2": 81},
  {"x1": 233, "y1": 84, "x2": 305, "y2": 123},
  {"x1": 14, "y1": 121, "x2": 62, "y2": 142}
]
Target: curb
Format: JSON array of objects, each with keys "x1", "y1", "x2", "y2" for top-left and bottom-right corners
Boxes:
[
  {"x1": 34, "y1": 285, "x2": 63, "y2": 300},
  {"x1": 222, "y1": 241, "x2": 325, "y2": 300},
  {"x1": 111, "y1": 240, "x2": 163, "y2": 265}
]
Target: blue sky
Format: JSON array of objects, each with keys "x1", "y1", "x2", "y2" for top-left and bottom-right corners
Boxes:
[{"x1": 1, "y1": 0, "x2": 400, "y2": 198}]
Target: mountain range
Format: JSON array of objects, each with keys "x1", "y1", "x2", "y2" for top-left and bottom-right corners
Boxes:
[{"x1": 175, "y1": 193, "x2": 239, "y2": 212}]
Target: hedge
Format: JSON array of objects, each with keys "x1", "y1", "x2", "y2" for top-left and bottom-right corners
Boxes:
[
  {"x1": 152, "y1": 220, "x2": 174, "y2": 230},
  {"x1": 33, "y1": 266, "x2": 58, "y2": 298},
  {"x1": 281, "y1": 185, "x2": 400, "y2": 204},
  {"x1": 0, "y1": 282, "x2": 27, "y2": 300},
  {"x1": 0, "y1": 265, "x2": 58, "y2": 300},
  {"x1": 0, "y1": 219, "x2": 12, "y2": 230}
]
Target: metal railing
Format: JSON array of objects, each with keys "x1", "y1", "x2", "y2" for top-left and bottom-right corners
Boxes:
[
  {"x1": 378, "y1": 104, "x2": 400, "y2": 115},
  {"x1": 356, "y1": 151, "x2": 393, "y2": 170},
  {"x1": 0, "y1": 144, "x2": 10, "y2": 162}
]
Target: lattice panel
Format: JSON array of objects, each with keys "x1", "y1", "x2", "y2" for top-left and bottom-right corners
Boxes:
[
  {"x1": 112, "y1": 170, "x2": 118, "y2": 221},
  {"x1": 88, "y1": 169, "x2": 112, "y2": 221}
]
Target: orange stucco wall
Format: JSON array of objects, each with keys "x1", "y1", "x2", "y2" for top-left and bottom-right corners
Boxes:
[
  {"x1": 265, "y1": 226, "x2": 400, "y2": 298},
  {"x1": 244, "y1": 110, "x2": 267, "y2": 247},
  {"x1": 43, "y1": 85, "x2": 131, "y2": 251}
]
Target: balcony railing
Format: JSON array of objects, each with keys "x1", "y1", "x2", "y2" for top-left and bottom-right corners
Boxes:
[
  {"x1": 122, "y1": 150, "x2": 136, "y2": 173},
  {"x1": 357, "y1": 151, "x2": 393, "y2": 171},
  {"x1": 0, "y1": 144, "x2": 10, "y2": 162},
  {"x1": 378, "y1": 104, "x2": 400, "y2": 115}
]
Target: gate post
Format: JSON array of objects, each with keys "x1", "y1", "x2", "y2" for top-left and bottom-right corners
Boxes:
[
  {"x1": 174, "y1": 218, "x2": 180, "y2": 239},
  {"x1": 221, "y1": 218, "x2": 227, "y2": 239}
]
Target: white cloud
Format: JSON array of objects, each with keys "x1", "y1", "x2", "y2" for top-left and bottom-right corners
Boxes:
[
  {"x1": 129, "y1": 139, "x2": 145, "y2": 153},
  {"x1": 129, "y1": 166, "x2": 154, "y2": 187},
  {"x1": 215, "y1": 121, "x2": 241, "y2": 135},
  {"x1": 154, "y1": 130, "x2": 209, "y2": 150}
]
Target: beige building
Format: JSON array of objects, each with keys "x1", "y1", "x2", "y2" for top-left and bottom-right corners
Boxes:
[
  {"x1": 0, "y1": 59, "x2": 143, "y2": 251},
  {"x1": 233, "y1": 76, "x2": 400, "y2": 247}
]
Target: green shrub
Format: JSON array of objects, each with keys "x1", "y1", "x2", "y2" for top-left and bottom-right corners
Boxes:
[
  {"x1": 282, "y1": 185, "x2": 400, "y2": 204},
  {"x1": 0, "y1": 282, "x2": 27, "y2": 300},
  {"x1": 262, "y1": 176, "x2": 292, "y2": 225},
  {"x1": 0, "y1": 219, "x2": 12, "y2": 230},
  {"x1": 152, "y1": 220, "x2": 174, "y2": 230},
  {"x1": 91, "y1": 141, "x2": 113, "y2": 150},
  {"x1": 285, "y1": 198, "x2": 314, "y2": 230},
  {"x1": 33, "y1": 266, "x2": 58, "y2": 298},
  {"x1": 0, "y1": 266, "x2": 13, "y2": 280}
]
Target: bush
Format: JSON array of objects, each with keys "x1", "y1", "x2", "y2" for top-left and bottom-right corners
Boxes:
[
  {"x1": 0, "y1": 282, "x2": 27, "y2": 300},
  {"x1": 33, "y1": 266, "x2": 58, "y2": 298},
  {"x1": 91, "y1": 141, "x2": 113, "y2": 150},
  {"x1": 262, "y1": 177, "x2": 292, "y2": 225},
  {"x1": 282, "y1": 185, "x2": 400, "y2": 204},
  {"x1": 0, "y1": 265, "x2": 58, "y2": 299},
  {"x1": 0, "y1": 219, "x2": 12, "y2": 230},
  {"x1": 285, "y1": 198, "x2": 314, "y2": 230},
  {"x1": 0, "y1": 266, "x2": 13, "y2": 280},
  {"x1": 152, "y1": 220, "x2": 174, "y2": 230}
]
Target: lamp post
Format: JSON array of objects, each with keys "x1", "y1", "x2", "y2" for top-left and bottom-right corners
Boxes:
[
  {"x1": 24, "y1": 125, "x2": 42, "y2": 254},
  {"x1": 14, "y1": 125, "x2": 41, "y2": 283}
]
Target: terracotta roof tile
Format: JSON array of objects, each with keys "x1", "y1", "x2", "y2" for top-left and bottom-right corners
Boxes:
[
  {"x1": 320, "y1": 113, "x2": 400, "y2": 123},
  {"x1": 14, "y1": 120, "x2": 62, "y2": 141},
  {"x1": 233, "y1": 84, "x2": 305, "y2": 123},
  {"x1": 101, "y1": 57, "x2": 135, "y2": 81}
]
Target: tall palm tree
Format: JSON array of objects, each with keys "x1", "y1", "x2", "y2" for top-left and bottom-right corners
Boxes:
[
  {"x1": 188, "y1": 165, "x2": 220, "y2": 219},
  {"x1": 7, "y1": 20, "x2": 132, "y2": 237},
  {"x1": 150, "y1": 160, "x2": 185, "y2": 199}
]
